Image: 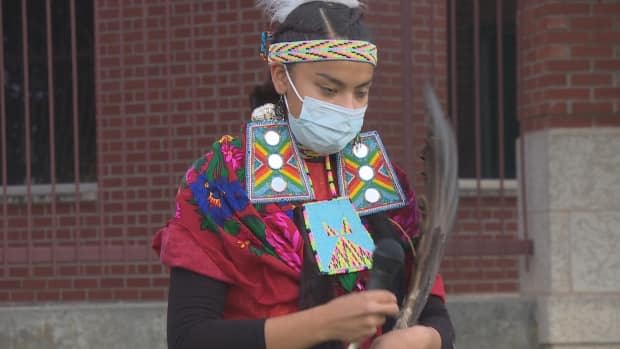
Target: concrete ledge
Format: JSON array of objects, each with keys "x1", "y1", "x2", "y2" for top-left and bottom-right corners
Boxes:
[
  {"x1": 0, "y1": 297, "x2": 536, "y2": 349},
  {"x1": 447, "y1": 295, "x2": 537, "y2": 349},
  {"x1": 0, "y1": 303, "x2": 166, "y2": 349},
  {"x1": 537, "y1": 295, "x2": 620, "y2": 345}
]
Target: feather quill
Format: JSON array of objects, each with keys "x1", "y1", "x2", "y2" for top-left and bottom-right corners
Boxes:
[
  {"x1": 348, "y1": 85, "x2": 459, "y2": 348},
  {"x1": 256, "y1": 0, "x2": 363, "y2": 23},
  {"x1": 394, "y1": 84, "x2": 459, "y2": 329}
]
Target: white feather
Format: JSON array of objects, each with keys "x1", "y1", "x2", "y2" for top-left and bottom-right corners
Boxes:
[{"x1": 256, "y1": 0, "x2": 362, "y2": 23}]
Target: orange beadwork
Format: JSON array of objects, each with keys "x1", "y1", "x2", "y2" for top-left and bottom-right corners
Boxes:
[{"x1": 268, "y1": 40, "x2": 378, "y2": 66}]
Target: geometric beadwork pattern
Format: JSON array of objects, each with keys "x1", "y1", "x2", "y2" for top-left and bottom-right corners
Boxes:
[
  {"x1": 246, "y1": 121, "x2": 314, "y2": 204},
  {"x1": 336, "y1": 131, "x2": 407, "y2": 216},
  {"x1": 268, "y1": 40, "x2": 378, "y2": 66},
  {"x1": 303, "y1": 198, "x2": 375, "y2": 275},
  {"x1": 328, "y1": 236, "x2": 373, "y2": 273}
]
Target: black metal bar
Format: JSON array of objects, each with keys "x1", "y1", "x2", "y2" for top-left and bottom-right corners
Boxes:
[
  {"x1": 450, "y1": 0, "x2": 458, "y2": 134},
  {"x1": 430, "y1": 0, "x2": 436, "y2": 87},
  {"x1": 45, "y1": 0, "x2": 58, "y2": 272},
  {"x1": 473, "y1": 0, "x2": 482, "y2": 231},
  {"x1": 166, "y1": 0, "x2": 174, "y2": 200},
  {"x1": 21, "y1": 0, "x2": 33, "y2": 274},
  {"x1": 119, "y1": 1, "x2": 128, "y2": 262},
  {"x1": 190, "y1": 1, "x2": 198, "y2": 156},
  {"x1": 0, "y1": 0, "x2": 8, "y2": 277},
  {"x1": 400, "y1": 0, "x2": 414, "y2": 179},
  {"x1": 94, "y1": 0, "x2": 105, "y2": 267},
  {"x1": 142, "y1": 0, "x2": 152, "y2": 258},
  {"x1": 497, "y1": 0, "x2": 506, "y2": 236},
  {"x1": 69, "y1": 0, "x2": 82, "y2": 267}
]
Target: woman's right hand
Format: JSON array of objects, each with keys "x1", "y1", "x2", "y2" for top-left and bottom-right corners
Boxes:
[{"x1": 316, "y1": 290, "x2": 400, "y2": 343}]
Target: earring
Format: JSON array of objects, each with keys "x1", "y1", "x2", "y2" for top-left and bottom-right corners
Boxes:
[
  {"x1": 275, "y1": 95, "x2": 287, "y2": 120},
  {"x1": 353, "y1": 133, "x2": 362, "y2": 147}
]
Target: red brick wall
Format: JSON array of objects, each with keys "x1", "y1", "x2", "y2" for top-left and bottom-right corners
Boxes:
[
  {"x1": 0, "y1": 0, "x2": 533, "y2": 303},
  {"x1": 518, "y1": 0, "x2": 620, "y2": 131},
  {"x1": 443, "y1": 196, "x2": 520, "y2": 294}
]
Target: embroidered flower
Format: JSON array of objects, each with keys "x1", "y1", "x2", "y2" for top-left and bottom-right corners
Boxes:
[
  {"x1": 200, "y1": 152, "x2": 213, "y2": 173},
  {"x1": 220, "y1": 139, "x2": 244, "y2": 172},
  {"x1": 189, "y1": 175, "x2": 250, "y2": 226},
  {"x1": 264, "y1": 212, "x2": 303, "y2": 272},
  {"x1": 219, "y1": 135, "x2": 234, "y2": 143},
  {"x1": 236, "y1": 239, "x2": 250, "y2": 249},
  {"x1": 174, "y1": 202, "x2": 182, "y2": 219},
  {"x1": 185, "y1": 167, "x2": 198, "y2": 184}
]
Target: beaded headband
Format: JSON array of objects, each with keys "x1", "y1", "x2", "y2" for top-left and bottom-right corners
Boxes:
[{"x1": 261, "y1": 33, "x2": 378, "y2": 66}]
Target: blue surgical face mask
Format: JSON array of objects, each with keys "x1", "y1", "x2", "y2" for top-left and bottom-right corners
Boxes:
[{"x1": 284, "y1": 66, "x2": 366, "y2": 155}]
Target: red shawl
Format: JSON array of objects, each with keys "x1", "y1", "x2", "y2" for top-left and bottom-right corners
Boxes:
[{"x1": 153, "y1": 134, "x2": 445, "y2": 321}]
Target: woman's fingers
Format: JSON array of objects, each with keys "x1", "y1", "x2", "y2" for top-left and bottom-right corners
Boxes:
[
  {"x1": 361, "y1": 290, "x2": 400, "y2": 316},
  {"x1": 363, "y1": 290, "x2": 397, "y2": 303},
  {"x1": 319, "y1": 290, "x2": 401, "y2": 342}
]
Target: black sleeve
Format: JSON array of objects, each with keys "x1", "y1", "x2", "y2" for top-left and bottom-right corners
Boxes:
[
  {"x1": 167, "y1": 267, "x2": 267, "y2": 349},
  {"x1": 417, "y1": 295, "x2": 456, "y2": 349},
  {"x1": 385, "y1": 266, "x2": 455, "y2": 349}
]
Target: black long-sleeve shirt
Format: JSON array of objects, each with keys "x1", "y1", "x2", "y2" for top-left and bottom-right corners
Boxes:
[{"x1": 167, "y1": 267, "x2": 455, "y2": 349}]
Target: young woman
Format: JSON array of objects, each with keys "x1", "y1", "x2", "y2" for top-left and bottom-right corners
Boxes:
[{"x1": 153, "y1": 1, "x2": 455, "y2": 348}]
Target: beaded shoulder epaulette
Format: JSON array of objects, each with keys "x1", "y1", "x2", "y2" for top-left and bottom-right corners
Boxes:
[
  {"x1": 245, "y1": 120, "x2": 315, "y2": 204},
  {"x1": 246, "y1": 124, "x2": 406, "y2": 213},
  {"x1": 336, "y1": 131, "x2": 407, "y2": 216}
]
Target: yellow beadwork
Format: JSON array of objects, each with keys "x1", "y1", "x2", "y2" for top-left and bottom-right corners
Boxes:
[
  {"x1": 302, "y1": 156, "x2": 339, "y2": 199},
  {"x1": 268, "y1": 40, "x2": 378, "y2": 66}
]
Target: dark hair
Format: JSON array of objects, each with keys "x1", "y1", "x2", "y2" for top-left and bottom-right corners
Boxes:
[{"x1": 249, "y1": 1, "x2": 373, "y2": 111}]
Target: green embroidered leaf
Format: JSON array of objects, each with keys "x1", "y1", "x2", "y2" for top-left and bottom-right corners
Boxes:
[
  {"x1": 249, "y1": 246, "x2": 264, "y2": 256},
  {"x1": 338, "y1": 273, "x2": 358, "y2": 292},
  {"x1": 200, "y1": 215, "x2": 219, "y2": 233},
  {"x1": 232, "y1": 137, "x2": 242, "y2": 149},
  {"x1": 242, "y1": 215, "x2": 276, "y2": 256},
  {"x1": 254, "y1": 203, "x2": 265, "y2": 214},
  {"x1": 236, "y1": 166, "x2": 246, "y2": 185},
  {"x1": 223, "y1": 220, "x2": 240, "y2": 236},
  {"x1": 207, "y1": 141, "x2": 229, "y2": 181},
  {"x1": 243, "y1": 215, "x2": 266, "y2": 236},
  {"x1": 193, "y1": 157, "x2": 206, "y2": 172}
]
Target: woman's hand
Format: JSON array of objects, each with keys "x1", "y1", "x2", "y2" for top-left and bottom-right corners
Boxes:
[
  {"x1": 265, "y1": 290, "x2": 398, "y2": 349},
  {"x1": 370, "y1": 325, "x2": 442, "y2": 349},
  {"x1": 316, "y1": 290, "x2": 400, "y2": 343}
]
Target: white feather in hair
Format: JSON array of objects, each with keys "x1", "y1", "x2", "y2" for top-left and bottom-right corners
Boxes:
[{"x1": 256, "y1": 0, "x2": 362, "y2": 23}]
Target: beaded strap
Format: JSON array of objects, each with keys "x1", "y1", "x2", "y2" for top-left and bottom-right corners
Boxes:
[{"x1": 302, "y1": 156, "x2": 339, "y2": 199}]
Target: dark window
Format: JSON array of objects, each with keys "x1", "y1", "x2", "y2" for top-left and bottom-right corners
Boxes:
[
  {"x1": 2, "y1": 0, "x2": 95, "y2": 185},
  {"x1": 449, "y1": 0, "x2": 518, "y2": 179}
]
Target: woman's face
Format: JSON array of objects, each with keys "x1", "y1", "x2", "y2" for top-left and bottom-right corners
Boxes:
[{"x1": 271, "y1": 60, "x2": 375, "y2": 118}]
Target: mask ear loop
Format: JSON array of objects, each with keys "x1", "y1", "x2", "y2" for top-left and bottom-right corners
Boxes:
[
  {"x1": 284, "y1": 65, "x2": 304, "y2": 103},
  {"x1": 283, "y1": 94, "x2": 292, "y2": 115}
]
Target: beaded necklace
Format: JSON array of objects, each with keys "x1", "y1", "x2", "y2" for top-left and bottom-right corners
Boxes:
[
  {"x1": 302, "y1": 156, "x2": 339, "y2": 199},
  {"x1": 302, "y1": 155, "x2": 375, "y2": 292}
]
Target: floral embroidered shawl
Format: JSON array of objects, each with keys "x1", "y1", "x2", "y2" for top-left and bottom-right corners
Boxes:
[{"x1": 152, "y1": 134, "x2": 445, "y2": 320}]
